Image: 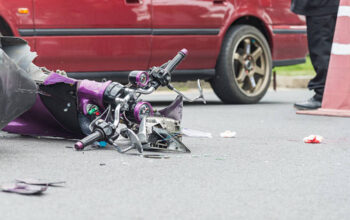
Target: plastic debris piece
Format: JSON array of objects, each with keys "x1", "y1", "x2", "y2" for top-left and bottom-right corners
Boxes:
[
  {"x1": 122, "y1": 162, "x2": 130, "y2": 166},
  {"x1": 16, "y1": 178, "x2": 66, "y2": 186},
  {"x1": 142, "y1": 154, "x2": 170, "y2": 159},
  {"x1": 99, "y1": 163, "x2": 106, "y2": 166},
  {"x1": 158, "y1": 95, "x2": 183, "y2": 121},
  {"x1": 215, "y1": 158, "x2": 225, "y2": 161},
  {"x1": 182, "y1": 128, "x2": 212, "y2": 138},
  {"x1": 303, "y1": 135, "x2": 323, "y2": 144},
  {"x1": 220, "y1": 130, "x2": 237, "y2": 138},
  {"x1": 98, "y1": 141, "x2": 107, "y2": 148},
  {"x1": 1, "y1": 182, "x2": 47, "y2": 195}
]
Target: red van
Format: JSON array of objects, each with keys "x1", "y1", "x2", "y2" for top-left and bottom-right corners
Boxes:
[{"x1": 0, "y1": 0, "x2": 307, "y2": 103}]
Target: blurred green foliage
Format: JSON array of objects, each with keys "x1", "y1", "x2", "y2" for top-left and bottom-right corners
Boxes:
[{"x1": 274, "y1": 56, "x2": 315, "y2": 76}]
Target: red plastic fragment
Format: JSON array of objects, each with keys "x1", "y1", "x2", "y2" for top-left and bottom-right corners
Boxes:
[{"x1": 303, "y1": 135, "x2": 323, "y2": 144}]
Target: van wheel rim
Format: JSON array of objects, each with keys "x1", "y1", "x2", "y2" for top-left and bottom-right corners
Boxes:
[{"x1": 232, "y1": 35, "x2": 270, "y2": 97}]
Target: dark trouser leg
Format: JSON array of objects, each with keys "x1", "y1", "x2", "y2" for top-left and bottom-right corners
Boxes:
[{"x1": 306, "y1": 14, "x2": 337, "y2": 101}]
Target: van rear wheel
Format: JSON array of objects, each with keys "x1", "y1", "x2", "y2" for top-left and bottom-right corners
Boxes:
[{"x1": 211, "y1": 25, "x2": 272, "y2": 104}]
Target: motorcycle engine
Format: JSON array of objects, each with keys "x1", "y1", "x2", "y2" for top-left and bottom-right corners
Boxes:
[{"x1": 144, "y1": 116, "x2": 187, "y2": 152}]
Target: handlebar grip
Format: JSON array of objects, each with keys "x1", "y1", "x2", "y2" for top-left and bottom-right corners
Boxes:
[
  {"x1": 164, "y1": 48, "x2": 188, "y2": 74},
  {"x1": 74, "y1": 130, "x2": 104, "y2": 150}
]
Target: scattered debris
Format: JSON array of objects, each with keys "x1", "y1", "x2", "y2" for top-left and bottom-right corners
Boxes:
[
  {"x1": 303, "y1": 135, "x2": 323, "y2": 144},
  {"x1": 2, "y1": 178, "x2": 66, "y2": 196},
  {"x1": 220, "y1": 130, "x2": 237, "y2": 138},
  {"x1": 122, "y1": 161, "x2": 130, "y2": 166},
  {"x1": 15, "y1": 178, "x2": 66, "y2": 186},
  {"x1": 182, "y1": 128, "x2": 212, "y2": 138},
  {"x1": 99, "y1": 163, "x2": 106, "y2": 166},
  {"x1": 98, "y1": 141, "x2": 107, "y2": 148},
  {"x1": 142, "y1": 154, "x2": 170, "y2": 159},
  {"x1": 1, "y1": 182, "x2": 47, "y2": 195},
  {"x1": 215, "y1": 158, "x2": 225, "y2": 161}
]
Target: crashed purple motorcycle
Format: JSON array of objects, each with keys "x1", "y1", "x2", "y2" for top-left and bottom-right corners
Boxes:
[{"x1": 0, "y1": 37, "x2": 205, "y2": 154}]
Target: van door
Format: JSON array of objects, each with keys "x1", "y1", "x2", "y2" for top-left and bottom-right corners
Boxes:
[
  {"x1": 150, "y1": 0, "x2": 228, "y2": 71},
  {"x1": 267, "y1": 0, "x2": 306, "y2": 25},
  {"x1": 29, "y1": 0, "x2": 152, "y2": 74},
  {"x1": 266, "y1": 0, "x2": 307, "y2": 63}
]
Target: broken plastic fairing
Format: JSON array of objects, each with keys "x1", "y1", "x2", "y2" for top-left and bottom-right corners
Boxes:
[
  {"x1": 0, "y1": 37, "x2": 39, "y2": 129},
  {"x1": 167, "y1": 79, "x2": 206, "y2": 104}
]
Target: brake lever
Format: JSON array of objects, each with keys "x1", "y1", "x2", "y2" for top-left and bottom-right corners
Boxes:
[
  {"x1": 109, "y1": 128, "x2": 143, "y2": 154},
  {"x1": 167, "y1": 79, "x2": 206, "y2": 104}
]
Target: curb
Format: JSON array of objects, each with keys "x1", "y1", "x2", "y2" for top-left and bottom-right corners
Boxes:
[
  {"x1": 275, "y1": 75, "x2": 313, "y2": 89},
  {"x1": 170, "y1": 75, "x2": 313, "y2": 90}
]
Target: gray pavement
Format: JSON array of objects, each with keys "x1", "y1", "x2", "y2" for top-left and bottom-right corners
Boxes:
[{"x1": 1, "y1": 89, "x2": 350, "y2": 220}]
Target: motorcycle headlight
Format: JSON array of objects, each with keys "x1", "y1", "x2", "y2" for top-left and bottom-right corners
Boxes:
[
  {"x1": 133, "y1": 101, "x2": 153, "y2": 122},
  {"x1": 128, "y1": 71, "x2": 149, "y2": 88}
]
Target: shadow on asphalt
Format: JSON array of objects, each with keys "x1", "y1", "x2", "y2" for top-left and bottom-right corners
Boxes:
[
  {"x1": 150, "y1": 100, "x2": 222, "y2": 106},
  {"x1": 258, "y1": 101, "x2": 295, "y2": 105},
  {"x1": 150, "y1": 100, "x2": 292, "y2": 106},
  {"x1": 1, "y1": 133, "x2": 74, "y2": 142}
]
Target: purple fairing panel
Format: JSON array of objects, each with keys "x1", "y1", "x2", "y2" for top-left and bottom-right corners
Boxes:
[
  {"x1": 77, "y1": 79, "x2": 112, "y2": 115},
  {"x1": 43, "y1": 72, "x2": 77, "y2": 86},
  {"x1": 158, "y1": 95, "x2": 183, "y2": 121},
  {"x1": 3, "y1": 95, "x2": 80, "y2": 139},
  {"x1": 42, "y1": 73, "x2": 110, "y2": 114}
]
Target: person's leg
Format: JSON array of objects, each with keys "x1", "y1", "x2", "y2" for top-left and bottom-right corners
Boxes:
[
  {"x1": 307, "y1": 14, "x2": 337, "y2": 101},
  {"x1": 294, "y1": 14, "x2": 337, "y2": 110}
]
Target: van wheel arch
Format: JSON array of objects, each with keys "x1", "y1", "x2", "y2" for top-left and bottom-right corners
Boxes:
[{"x1": 0, "y1": 16, "x2": 14, "y2": 36}]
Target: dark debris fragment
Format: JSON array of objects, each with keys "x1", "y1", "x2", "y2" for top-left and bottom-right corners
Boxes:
[
  {"x1": 1, "y1": 182, "x2": 47, "y2": 195},
  {"x1": 16, "y1": 178, "x2": 66, "y2": 186}
]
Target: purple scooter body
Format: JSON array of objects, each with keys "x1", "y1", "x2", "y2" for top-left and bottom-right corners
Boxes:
[
  {"x1": 3, "y1": 73, "x2": 111, "y2": 139},
  {"x1": 1, "y1": 37, "x2": 197, "y2": 153}
]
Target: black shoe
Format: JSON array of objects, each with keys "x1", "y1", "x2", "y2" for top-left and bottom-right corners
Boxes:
[{"x1": 294, "y1": 97, "x2": 322, "y2": 110}]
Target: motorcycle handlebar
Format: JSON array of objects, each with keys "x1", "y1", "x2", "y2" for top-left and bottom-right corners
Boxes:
[
  {"x1": 74, "y1": 130, "x2": 104, "y2": 150},
  {"x1": 104, "y1": 49, "x2": 189, "y2": 106},
  {"x1": 164, "y1": 48, "x2": 188, "y2": 74}
]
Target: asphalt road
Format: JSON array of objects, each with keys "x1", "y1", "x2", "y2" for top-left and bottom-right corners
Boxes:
[{"x1": 1, "y1": 89, "x2": 350, "y2": 220}]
